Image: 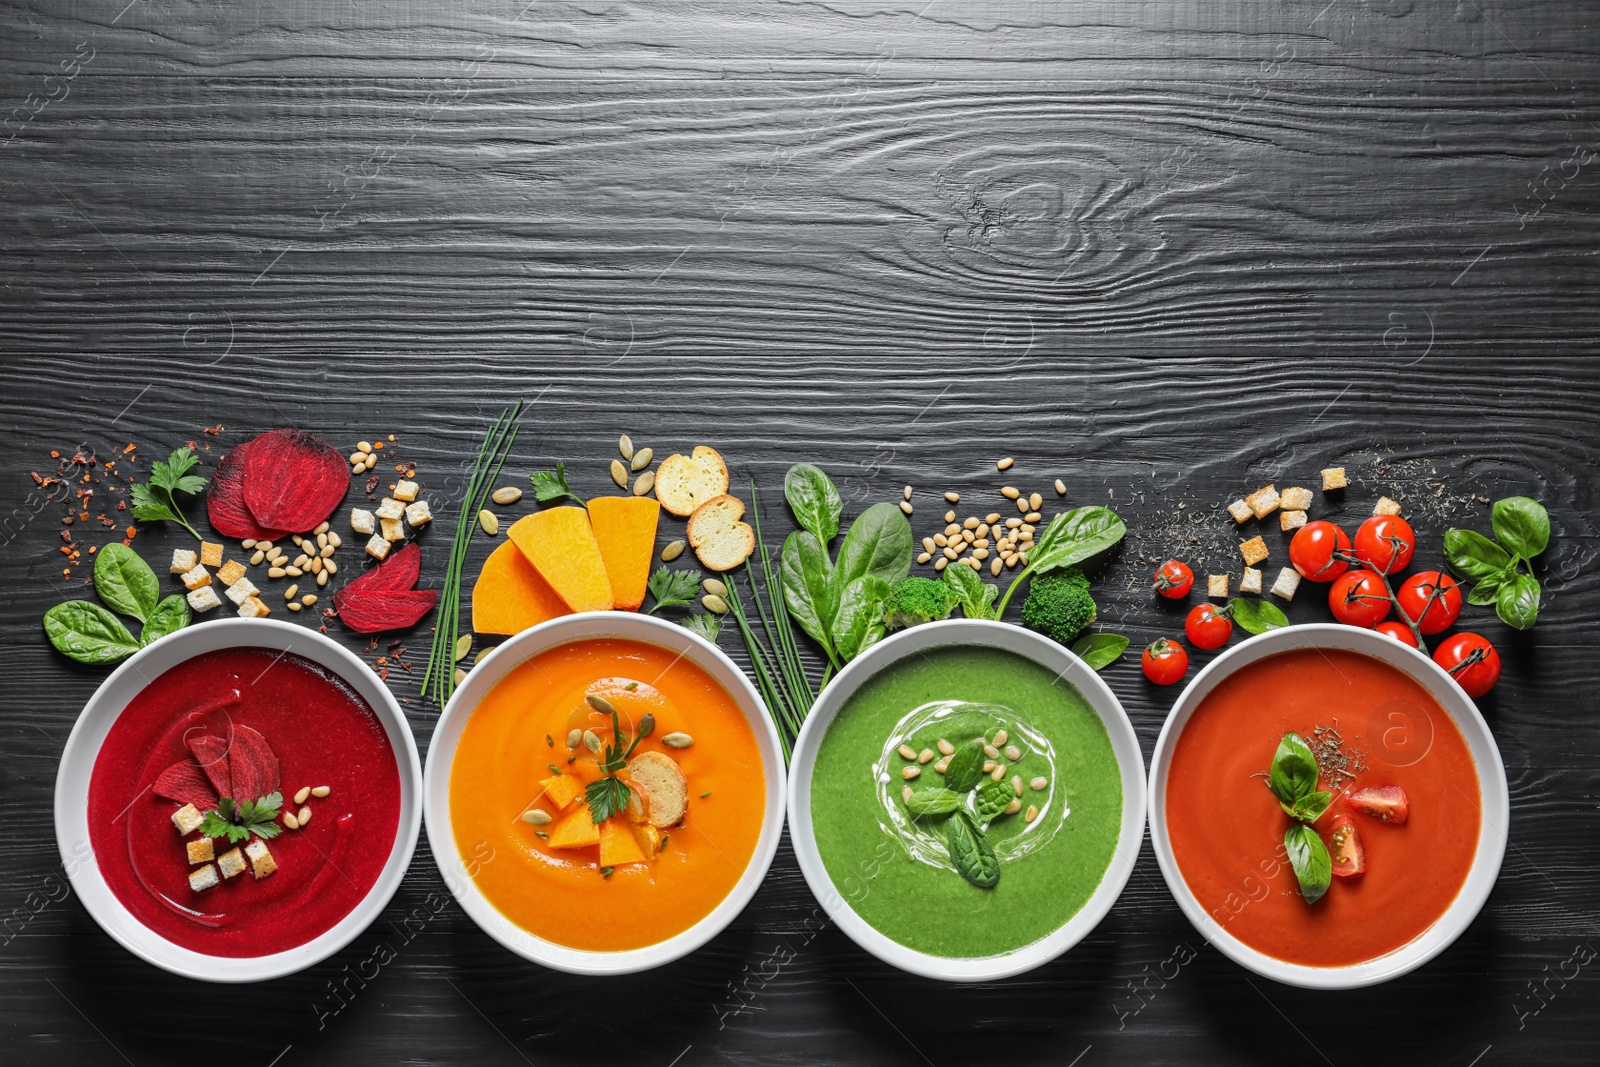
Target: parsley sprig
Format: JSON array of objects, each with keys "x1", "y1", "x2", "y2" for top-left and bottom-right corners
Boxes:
[
  {"x1": 582, "y1": 695, "x2": 654, "y2": 824},
  {"x1": 645, "y1": 567, "x2": 702, "y2": 615},
  {"x1": 528, "y1": 460, "x2": 585, "y2": 507},
  {"x1": 130, "y1": 446, "x2": 207, "y2": 541},
  {"x1": 199, "y1": 792, "x2": 284, "y2": 844}
]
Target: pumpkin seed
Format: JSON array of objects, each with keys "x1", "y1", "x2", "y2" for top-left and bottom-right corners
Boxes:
[
  {"x1": 586, "y1": 694, "x2": 615, "y2": 715},
  {"x1": 454, "y1": 633, "x2": 472, "y2": 661},
  {"x1": 453, "y1": 668, "x2": 466, "y2": 686},
  {"x1": 663, "y1": 732, "x2": 695, "y2": 749},
  {"x1": 566, "y1": 728, "x2": 582, "y2": 748},
  {"x1": 661, "y1": 540, "x2": 686, "y2": 561},
  {"x1": 702, "y1": 593, "x2": 728, "y2": 615},
  {"x1": 583, "y1": 729, "x2": 603, "y2": 753},
  {"x1": 702, "y1": 578, "x2": 728, "y2": 597},
  {"x1": 631, "y1": 447, "x2": 654, "y2": 471},
  {"x1": 478, "y1": 509, "x2": 499, "y2": 536},
  {"x1": 491, "y1": 486, "x2": 523, "y2": 506},
  {"x1": 610, "y1": 459, "x2": 629, "y2": 488},
  {"x1": 634, "y1": 470, "x2": 655, "y2": 496},
  {"x1": 521, "y1": 809, "x2": 552, "y2": 825},
  {"x1": 619, "y1": 434, "x2": 634, "y2": 461},
  {"x1": 474, "y1": 646, "x2": 495, "y2": 664}
]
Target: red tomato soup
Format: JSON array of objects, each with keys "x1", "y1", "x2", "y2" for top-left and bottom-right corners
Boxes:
[
  {"x1": 1165, "y1": 649, "x2": 1481, "y2": 967},
  {"x1": 87, "y1": 649, "x2": 402, "y2": 958}
]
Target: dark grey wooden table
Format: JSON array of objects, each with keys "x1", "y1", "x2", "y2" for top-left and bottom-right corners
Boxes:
[{"x1": 4, "y1": 1, "x2": 1600, "y2": 1064}]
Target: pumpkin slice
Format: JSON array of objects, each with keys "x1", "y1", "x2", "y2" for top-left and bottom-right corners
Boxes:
[
  {"x1": 545, "y1": 804, "x2": 601, "y2": 849},
  {"x1": 472, "y1": 540, "x2": 570, "y2": 635},
  {"x1": 539, "y1": 774, "x2": 584, "y2": 811},
  {"x1": 598, "y1": 819, "x2": 647, "y2": 867},
  {"x1": 630, "y1": 823, "x2": 662, "y2": 859},
  {"x1": 507, "y1": 508, "x2": 614, "y2": 613},
  {"x1": 586, "y1": 496, "x2": 660, "y2": 612}
]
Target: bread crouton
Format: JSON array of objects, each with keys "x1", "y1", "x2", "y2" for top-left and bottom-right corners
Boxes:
[
  {"x1": 187, "y1": 585, "x2": 222, "y2": 613},
  {"x1": 687, "y1": 494, "x2": 756, "y2": 572},
  {"x1": 199, "y1": 541, "x2": 224, "y2": 568},
  {"x1": 170, "y1": 548, "x2": 198, "y2": 574},
  {"x1": 365, "y1": 533, "x2": 392, "y2": 560},
  {"x1": 217, "y1": 847, "x2": 247, "y2": 880},
  {"x1": 1321, "y1": 467, "x2": 1347, "y2": 491},
  {"x1": 216, "y1": 559, "x2": 248, "y2": 586},
  {"x1": 172, "y1": 803, "x2": 206, "y2": 835},
  {"x1": 1240, "y1": 536, "x2": 1269, "y2": 566},
  {"x1": 187, "y1": 838, "x2": 215, "y2": 865},
  {"x1": 628, "y1": 751, "x2": 688, "y2": 828},
  {"x1": 236, "y1": 596, "x2": 271, "y2": 619},
  {"x1": 654, "y1": 445, "x2": 730, "y2": 517},
  {"x1": 380, "y1": 516, "x2": 405, "y2": 542},
  {"x1": 244, "y1": 838, "x2": 277, "y2": 879},
  {"x1": 1245, "y1": 485, "x2": 1281, "y2": 520},
  {"x1": 350, "y1": 508, "x2": 375, "y2": 536},
  {"x1": 224, "y1": 576, "x2": 260, "y2": 606},
  {"x1": 189, "y1": 864, "x2": 219, "y2": 892},
  {"x1": 1280, "y1": 510, "x2": 1307, "y2": 532},
  {"x1": 1280, "y1": 486, "x2": 1313, "y2": 511},
  {"x1": 393, "y1": 479, "x2": 420, "y2": 503},
  {"x1": 1226, "y1": 499, "x2": 1253, "y2": 524},
  {"x1": 1373, "y1": 496, "x2": 1402, "y2": 516},
  {"x1": 1240, "y1": 566, "x2": 1263, "y2": 595},
  {"x1": 1270, "y1": 567, "x2": 1302, "y2": 600},
  {"x1": 374, "y1": 497, "x2": 405, "y2": 521},
  {"x1": 404, "y1": 500, "x2": 432, "y2": 528},
  {"x1": 179, "y1": 565, "x2": 212, "y2": 591},
  {"x1": 1207, "y1": 574, "x2": 1230, "y2": 598}
]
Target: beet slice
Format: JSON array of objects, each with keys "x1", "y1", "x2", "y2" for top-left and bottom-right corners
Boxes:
[
  {"x1": 240, "y1": 429, "x2": 348, "y2": 533},
  {"x1": 152, "y1": 759, "x2": 218, "y2": 810},
  {"x1": 206, "y1": 439, "x2": 289, "y2": 541},
  {"x1": 186, "y1": 734, "x2": 232, "y2": 799},
  {"x1": 228, "y1": 725, "x2": 280, "y2": 802},
  {"x1": 336, "y1": 588, "x2": 439, "y2": 634},
  {"x1": 333, "y1": 543, "x2": 422, "y2": 613}
]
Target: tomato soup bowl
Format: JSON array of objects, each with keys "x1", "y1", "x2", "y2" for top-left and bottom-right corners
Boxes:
[
  {"x1": 787, "y1": 620, "x2": 1147, "y2": 983},
  {"x1": 54, "y1": 618, "x2": 424, "y2": 983},
  {"x1": 423, "y1": 612, "x2": 786, "y2": 976},
  {"x1": 1147, "y1": 624, "x2": 1509, "y2": 990}
]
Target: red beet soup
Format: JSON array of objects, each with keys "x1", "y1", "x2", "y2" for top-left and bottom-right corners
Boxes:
[{"x1": 87, "y1": 648, "x2": 402, "y2": 957}]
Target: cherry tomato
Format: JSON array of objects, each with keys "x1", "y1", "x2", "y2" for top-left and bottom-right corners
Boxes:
[
  {"x1": 1184, "y1": 603, "x2": 1233, "y2": 650},
  {"x1": 1345, "y1": 785, "x2": 1409, "y2": 825},
  {"x1": 1289, "y1": 521, "x2": 1352, "y2": 582},
  {"x1": 1153, "y1": 559, "x2": 1195, "y2": 599},
  {"x1": 1328, "y1": 569, "x2": 1392, "y2": 628},
  {"x1": 1396, "y1": 570, "x2": 1462, "y2": 635},
  {"x1": 1327, "y1": 814, "x2": 1366, "y2": 878},
  {"x1": 1353, "y1": 515, "x2": 1416, "y2": 575},
  {"x1": 1141, "y1": 638, "x2": 1189, "y2": 686},
  {"x1": 1433, "y1": 632, "x2": 1502, "y2": 698},
  {"x1": 1374, "y1": 621, "x2": 1419, "y2": 648}
]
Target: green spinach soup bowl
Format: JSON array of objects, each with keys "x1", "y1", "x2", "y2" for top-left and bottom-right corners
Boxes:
[{"x1": 788, "y1": 619, "x2": 1146, "y2": 981}]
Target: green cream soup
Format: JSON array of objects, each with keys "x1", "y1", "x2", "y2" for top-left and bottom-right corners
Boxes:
[{"x1": 811, "y1": 646, "x2": 1122, "y2": 958}]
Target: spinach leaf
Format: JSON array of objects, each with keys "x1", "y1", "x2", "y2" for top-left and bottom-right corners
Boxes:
[
  {"x1": 781, "y1": 531, "x2": 838, "y2": 658},
  {"x1": 1229, "y1": 597, "x2": 1289, "y2": 635},
  {"x1": 1267, "y1": 733, "x2": 1318, "y2": 812},
  {"x1": 830, "y1": 575, "x2": 889, "y2": 662},
  {"x1": 1284, "y1": 824, "x2": 1331, "y2": 905},
  {"x1": 1444, "y1": 528, "x2": 1514, "y2": 581},
  {"x1": 1491, "y1": 496, "x2": 1550, "y2": 560},
  {"x1": 943, "y1": 740, "x2": 986, "y2": 793},
  {"x1": 972, "y1": 778, "x2": 1015, "y2": 825},
  {"x1": 833, "y1": 503, "x2": 913, "y2": 591},
  {"x1": 141, "y1": 594, "x2": 192, "y2": 646},
  {"x1": 1070, "y1": 633, "x2": 1129, "y2": 670},
  {"x1": 1290, "y1": 790, "x2": 1333, "y2": 824},
  {"x1": 44, "y1": 601, "x2": 141, "y2": 665},
  {"x1": 944, "y1": 810, "x2": 1000, "y2": 889},
  {"x1": 94, "y1": 543, "x2": 158, "y2": 622},
  {"x1": 905, "y1": 789, "x2": 962, "y2": 817},
  {"x1": 943, "y1": 560, "x2": 1000, "y2": 621},
  {"x1": 1028, "y1": 506, "x2": 1127, "y2": 576},
  {"x1": 1496, "y1": 571, "x2": 1541, "y2": 630},
  {"x1": 784, "y1": 463, "x2": 843, "y2": 545}
]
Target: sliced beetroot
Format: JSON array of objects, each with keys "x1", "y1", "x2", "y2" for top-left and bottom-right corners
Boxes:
[
  {"x1": 207, "y1": 439, "x2": 289, "y2": 541},
  {"x1": 240, "y1": 428, "x2": 348, "y2": 533},
  {"x1": 336, "y1": 588, "x2": 438, "y2": 634},
  {"x1": 186, "y1": 734, "x2": 232, "y2": 799},
  {"x1": 152, "y1": 759, "x2": 218, "y2": 810},
  {"x1": 333, "y1": 544, "x2": 422, "y2": 614},
  {"x1": 228, "y1": 725, "x2": 280, "y2": 802}
]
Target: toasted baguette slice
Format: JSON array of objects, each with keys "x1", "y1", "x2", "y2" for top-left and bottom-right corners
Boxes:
[
  {"x1": 654, "y1": 446, "x2": 729, "y2": 517},
  {"x1": 628, "y1": 751, "x2": 688, "y2": 828},
  {"x1": 687, "y1": 494, "x2": 755, "y2": 572}
]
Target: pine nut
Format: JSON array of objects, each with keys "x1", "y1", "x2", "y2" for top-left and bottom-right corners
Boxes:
[
  {"x1": 284, "y1": 812, "x2": 299, "y2": 830},
  {"x1": 302, "y1": 595, "x2": 317, "y2": 606},
  {"x1": 357, "y1": 441, "x2": 373, "y2": 453},
  {"x1": 984, "y1": 512, "x2": 1001, "y2": 524},
  {"x1": 991, "y1": 557, "x2": 1002, "y2": 575},
  {"x1": 1025, "y1": 805, "x2": 1039, "y2": 822},
  {"x1": 1017, "y1": 498, "x2": 1030, "y2": 514},
  {"x1": 983, "y1": 760, "x2": 996, "y2": 773},
  {"x1": 937, "y1": 739, "x2": 954, "y2": 755},
  {"x1": 298, "y1": 805, "x2": 313, "y2": 826},
  {"x1": 960, "y1": 530, "x2": 974, "y2": 544},
  {"x1": 984, "y1": 744, "x2": 999, "y2": 759},
  {"x1": 317, "y1": 571, "x2": 329, "y2": 586},
  {"x1": 285, "y1": 566, "x2": 303, "y2": 577},
  {"x1": 992, "y1": 730, "x2": 1008, "y2": 746},
  {"x1": 661, "y1": 540, "x2": 685, "y2": 561},
  {"x1": 933, "y1": 533, "x2": 948, "y2": 548},
  {"x1": 1055, "y1": 479, "x2": 1067, "y2": 495},
  {"x1": 901, "y1": 766, "x2": 920, "y2": 780},
  {"x1": 945, "y1": 523, "x2": 960, "y2": 536},
  {"x1": 329, "y1": 532, "x2": 342, "y2": 548},
  {"x1": 1005, "y1": 745, "x2": 1022, "y2": 761},
  {"x1": 317, "y1": 532, "x2": 330, "y2": 549},
  {"x1": 997, "y1": 457, "x2": 1014, "y2": 471},
  {"x1": 1029, "y1": 492, "x2": 1043, "y2": 510},
  {"x1": 1001, "y1": 486, "x2": 1019, "y2": 500},
  {"x1": 292, "y1": 554, "x2": 310, "y2": 569},
  {"x1": 1030, "y1": 777, "x2": 1048, "y2": 791},
  {"x1": 1006, "y1": 799, "x2": 1022, "y2": 814},
  {"x1": 917, "y1": 552, "x2": 933, "y2": 564},
  {"x1": 943, "y1": 547, "x2": 958, "y2": 560},
  {"x1": 1006, "y1": 517, "x2": 1021, "y2": 528},
  {"x1": 1012, "y1": 776, "x2": 1023, "y2": 795},
  {"x1": 922, "y1": 536, "x2": 935, "y2": 554},
  {"x1": 632, "y1": 447, "x2": 654, "y2": 471},
  {"x1": 976, "y1": 524, "x2": 989, "y2": 539},
  {"x1": 972, "y1": 549, "x2": 989, "y2": 561},
  {"x1": 242, "y1": 538, "x2": 258, "y2": 549},
  {"x1": 898, "y1": 744, "x2": 917, "y2": 760},
  {"x1": 919, "y1": 748, "x2": 936, "y2": 764},
  {"x1": 250, "y1": 550, "x2": 265, "y2": 565},
  {"x1": 1025, "y1": 511, "x2": 1042, "y2": 523},
  {"x1": 294, "y1": 786, "x2": 311, "y2": 805},
  {"x1": 963, "y1": 516, "x2": 980, "y2": 530},
  {"x1": 945, "y1": 510, "x2": 956, "y2": 522},
  {"x1": 903, "y1": 785, "x2": 914, "y2": 803},
  {"x1": 903, "y1": 485, "x2": 913, "y2": 500},
  {"x1": 307, "y1": 558, "x2": 322, "y2": 574},
  {"x1": 522, "y1": 809, "x2": 552, "y2": 825},
  {"x1": 934, "y1": 758, "x2": 949, "y2": 774},
  {"x1": 991, "y1": 763, "x2": 1006, "y2": 781},
  {"x1": 934, "y1": 558, "x2": 948, "y2": 571},
  {"x1": 325, "y1": 558, "x2": 338, "y2": 574},
  {"x1": 320, "y1": 544, "x2": 335, "y2": 558},
  {"x1": 284, "y1": 584, "x2": 299, "y2": 600},
  {"x1": 268, "y1": 567, "x2": 286, "y2": 578},
  {"x1": 899, "y1": 500, "x2": 913, "y2": 515},
  {"x1": 311, "y1": 786, "x2": 330, "y2": 798},
  {"x1": 944, "y1": 491, "x2": 959, "y2": 503},
  {"x1": 315, "y1": 521, "x2": 330, "y2": 536}
]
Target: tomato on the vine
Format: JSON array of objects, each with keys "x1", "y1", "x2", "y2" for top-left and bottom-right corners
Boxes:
[
  {"x1": 1374, "y1": 621, "x2": 1419, "y2": 648},
  {"x1": 1153, "y1": 559, "x2": 1194, "y2": 599},
  {"x1": 1397, "y1": 570, "x2": 1462, "y2": 635},
  {"x1": 1433, "y1": 633, "x2": 1501, "y2": 698},
  {"x1": 1353, "y1": 515, "x2": 1416, "y2": 574},
  {"x1": 1184, "y1": 603, "x2": 1233, "y2": 650},
  {"x1": 1289, "y1": 521, "x2": 1352, "y2": 582},
  {"x1": 1142, "y1": 638, "x2": 1189, "y2": 685},
  {"x1": 1329, "y1": 570, "x2": 1391, "y2": 628}
]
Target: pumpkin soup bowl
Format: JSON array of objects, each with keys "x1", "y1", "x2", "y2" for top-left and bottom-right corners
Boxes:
[
  {"x1": 1147, "y1": 624, "x2": 1510, "y2": 990},
  {"x1": 787, "y1": 620, "x2": 1146, "y2": 982},
  {"x1": 423, "y1": 612, "x2": 786, "y2": 976}
]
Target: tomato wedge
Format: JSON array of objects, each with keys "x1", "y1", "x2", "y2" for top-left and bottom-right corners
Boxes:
[
  {"x1": 1346, "y1": 785, "x2": 1409, "y2": 825},
  {"x1": 1328, "y1": 814, "x2": 1366, "y2": 878}
]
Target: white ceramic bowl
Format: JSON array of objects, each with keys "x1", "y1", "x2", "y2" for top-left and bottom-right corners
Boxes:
[
  {"x1": 1147, "y1": 623, "x2": 1510, "y2": 989},
  {"x1": 423, "y1": 611, "x2": 787, "y2": 976},
  {"x1": 55, "y1": 618, "x2": 424, "y2": 983},
  {"x1": 787, "y1": 619, "x2": 1147, "y2": 982}
]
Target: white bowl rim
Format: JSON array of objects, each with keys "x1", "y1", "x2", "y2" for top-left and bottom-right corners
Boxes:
[
  {"x1": 422, "y1": 611, "x2": 787, "y2": 976},
  {"x1": 786, "y1": 618, "x2": 1148, "y2": 983},
  {"x1": 1145, "y1": 622, "x2": 1511, "y2": 990},
  {"x1": 54, "y1": 617, "x2": 424, "y2": 983}
]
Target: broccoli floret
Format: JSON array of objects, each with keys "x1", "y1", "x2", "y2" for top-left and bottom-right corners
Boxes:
[
  {"x1": 882, "y1": 576, "x2": 955, "y2": 629},
  {"x1": 1021, "y1": 567, "x2": 1097, "y2": 645}
]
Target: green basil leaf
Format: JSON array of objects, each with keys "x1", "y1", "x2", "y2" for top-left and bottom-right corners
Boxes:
[
  {"x1": 972, "y1": 779, "x2": 1014, "y2": 824},
  {"x1": 1070, "y1": 633, "x2": 1129, "y2": 670},
  {"x1": 943, "y1": 740, "x2": 986, "y2": 793},
  {"x1": 1284, "y1": 824, "x2": 1331, "y2": 904},
  {"x1": 1491, "y1": 496, "x2": 1550, "y2": 560},
  {"x1": 1496, "y1": 571, "x2": 1541, "y2": 630},
  {"x1": 783, "y1": 463, "x2": 843, "y2": 546},
  {"x1": 1291, "y1": 790, "x2": 1333, "y2": 824},
  {"x1": 905, "y1": 789, "x2": 962, "y2": 817},
  {"x1": 141, "y1": 594, "x2": 192, "y2": 646},
  {"x1": 834, "y1": 503, "x2": 914, "y2": 591},
  {"x1": 943, "y1": 560, "x2": 1000, "y2": 621},
  {"x1": 1443, "y1": 528, "x2": 1514, "y2": 581},
  {"x1": 831, "y1": 575, "x2": 889, "y2": 662},
  {"x1": 43, "y1": 601, "x2": 141, "y2": 665},
  {"x1": 1267, "y1": 733, "x2": 1318, "y2": 809},
  {"x1": 1027, "y1": 506, "x2": 1127, "y2": 575},
  {"x1": 781, "y1": 531, "x2": 837, "y2": 655},
  {"x1": 94, "y1": 542, "x2": 159, "y2": 622},
  {"x1": 1229, "y1": 598, "x2": 1289, "y2": 635},
  {"x1": 1467, "y1": 572, "x2": 1506, "y2": 607},
  {"x1": 945, "y1": 810, "x2": 1000, "y2": 888}
]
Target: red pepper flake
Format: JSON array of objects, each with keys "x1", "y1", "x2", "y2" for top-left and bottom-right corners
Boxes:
[
  {"x1": 376, "y1": 656, "x2": 388, "y2": 666},
  {"x1": 204, "y1": 424, "x2": 223, "y2": 436},
  {"x1": 50, "y1": 451, "x2": 60, "y2": 459},
  {"x1": 116, "y1": 500, "x2": 126, "y2": 511},
  {"x1": 29, "y1": 472, "x2": 43, "y2": 486},
  {"x1": 61, "y1": 516, "x2": 73, "y2": 525},
  {"x1": 61, "y1": 568, "x2": 70, "y2": 577},
  {"x1": 364, "y1": 476, "x2": 380, "y2": 496},
  {"x1": 379, "y1": 668, "x2": 390, "y2": 681},
  {"x1": 122, "y1": 443, "x2": 136, "y2": 454},
  {"x1": 124, "y1": 526, "x2": 136, "y2": 538},
  {"x1": 88, "y1": 545, "x2": 98, "y2": 554}
]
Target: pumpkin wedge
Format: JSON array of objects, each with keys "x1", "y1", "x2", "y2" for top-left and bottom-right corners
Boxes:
[
  {"x1": 587, "y1": 496, "x2": 660, "y2": 612},
  {"x1": 545, "y1": 804, "x2": 602, "y2": 850},
  {"x1": 472, "y1": 539, "x2": 570, "y2": 635},
  {"x1": 507, "y1": 508, "x2": 614, "y2": 613},
  {"x1": 598, "y1": 819, "x2": 647, "y2": 867}
]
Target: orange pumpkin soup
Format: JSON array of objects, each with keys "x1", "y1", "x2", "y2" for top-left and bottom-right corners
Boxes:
[
  {"x1": 450, "y1": 638, "x2": 765, "y2": 952},
  {"x1": 1166, "y1": 649, "x2": 1480, "y2": 968}
]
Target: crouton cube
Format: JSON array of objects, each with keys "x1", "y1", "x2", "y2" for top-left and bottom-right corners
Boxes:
[
  {"x1": 1240, "y1": 566, "x2": 1263, "y2": 595},
  {"x1": 374, "y1": 497, "x2": 405, "y2": 521},
  {"x1": 1373, "y1": 496, "x2": 1402, "y2": 517},
  {"x1": 1226, "y1": 499, "x2": 1253, "y2": 524},
  {"x1": 1280, "y1": 510, "x2": 1307, "y2": 532},
  {"x1": 244, "y1": 838, "x2": 277, "y2": 879},
  {"x1": 170, "y1": 548, "x2": 198, "y2": 574},
  {"x1": 1321, "y1": 467, "x2": 1347, "y2": 491},
  {"x1": 1207, "y1": 574, "x2": 1230, "y2": 598},
  {"x1": 189, "y1": 864, "x2": 219, "y2": 893},
  {"x1": 236, "y1": 596, "x2": 271, "y2": 619},
  {"x1": 187, "y1": 585, "x2": 222, "y2": 613},
  {"x1": 365, "y1": 533, "x2": 392, "y2": 560},
  {"x1": 393, "y1": 479, "x2": 419, "y2": 503},
  {"x1": 350, "y1": 508, "x2": 375, "y2": 536},
  {"x1": 1270, "y1": 567, "x2": 1302, "y2": 601},
  {"x1": 380, "y1": 516, "x2": 405, "y2": 542},
  {"x1": 1280, "y1": 486, "x2": 1314, "y2": 511},
  {"x1": 1245, "y1": 485, "x2": 1281, "y2": 520},
  {"x1": 217, "y1": 847, "x2": 247, "y2": 880},
  {"x1": 404, "y1": 500, "x2": 432, "y2": 528},
  {"x1": 224, "y1": 577, "x2": 260, "y2": 605},
  {"x1": 1240, "y1": 536, "x2": 1269, "y2": 566},
  {"x1": 187, "y1": 838, "x2": 215, "y2": 865},
  {"x1": 172, "y1": 803, "x2": 206, "y2": 835},
  {"x1": 216, "y1": 559, "x2": 248, "y2": 586},
  {"x1": 199, "y1": 541, "x2": 224, "y2": 568},
  {"x1": 179, "y1": 565, "x2": 211, "y2": 591}
]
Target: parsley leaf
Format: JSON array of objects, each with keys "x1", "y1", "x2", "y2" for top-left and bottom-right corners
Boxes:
[
  {"x1": 584, "y1": 776, "x2": 635, "y2": 825},
  {"x1": 130, "y1": 446, "x2": 207, "y2": 540},
  {"x1": 680, "y1": 613, "x2": 723, "y2": 642},
  {"x1": 199, "y1": 792, "x2": 284, "y2": 843},
  {"x1": 528, "y1": 460, "x2": 585, "y2": 507},
  {"x1": 645, "y1": 567, "x2": 702, "y2": 615}
]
